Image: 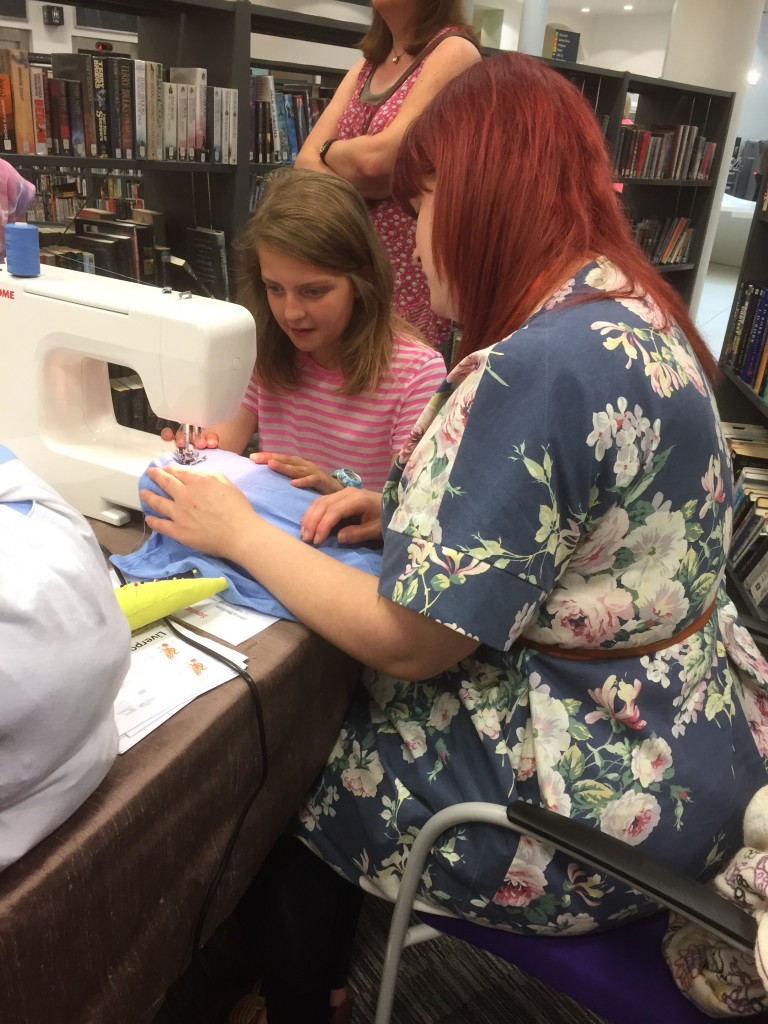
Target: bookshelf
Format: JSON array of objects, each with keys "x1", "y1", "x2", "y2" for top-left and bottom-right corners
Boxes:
[
  {"x1": 4, "y1": 3, "x2": 734, "y2": 312},
  {"x1": 530, "y1": 60, "x2": 734, "y2": 307},
  {"x1": 717, "y1": 176, "x2": 768, "y2": 626},
  {"x1": 620, "y1": 72, "x2": 734, "y2": 306}
]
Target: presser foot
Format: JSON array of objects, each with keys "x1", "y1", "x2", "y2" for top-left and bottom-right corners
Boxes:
[
  {"x1": 173, "y1": 447, "x2": 208, "y2": 466},
  {"x1": 173, "y1": 424, "x2": 208, "y2": 466}
]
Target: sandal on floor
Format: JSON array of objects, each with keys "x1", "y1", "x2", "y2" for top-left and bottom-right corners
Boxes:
[
  {"x1": 228, "y1": 986, "x2": 352, "y2": 1024},
  {"x1": 228, "y1": 984, "x2": 266, "y2": 1024}
]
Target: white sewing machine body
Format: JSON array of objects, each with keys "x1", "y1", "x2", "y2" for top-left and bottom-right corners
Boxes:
[{"x1": 0, "y1": 263, "x2": 256, "y2": 524}]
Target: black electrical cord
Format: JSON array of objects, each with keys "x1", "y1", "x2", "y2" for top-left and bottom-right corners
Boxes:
[
  {"x1": 160, "y1": 615, "x2": 269, "y2": 961},
  {"x1": 101, "y1": 545, "x2": 269, "y2": 960}
]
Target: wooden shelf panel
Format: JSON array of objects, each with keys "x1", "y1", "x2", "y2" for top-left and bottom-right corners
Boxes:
[
  {"x1": 616, "y1": 177, "x2": 714, "y2": 187},
  {"x1": 54, "y1": 0, "x2": 237, "y2": 12},
  {"x1": 249, "y1": 4, "x2": 364, "y2": 48},
  {"x1": 721, "y1": 365, "x2": 768, "y2": 418},
  {"x1": 5, "y1": 154, "x2": 235, "y2": 174},
  {"x1": 726, "y1": 566, "x2": 768, "y2": 628}
]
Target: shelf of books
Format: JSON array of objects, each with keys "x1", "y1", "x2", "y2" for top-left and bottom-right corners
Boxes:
[
  {"x1": 724, "y1": 424, "x2": 768, "y2": 627},
  {"x1": 618, "y1": 73, "x2": 732, "y2": 305},
  {"x1": 526, "y1": 60, "x2": 734, "y2": 307},
  {"x1": 718, "y1": 177, "x2": 768, "y2": 629}
]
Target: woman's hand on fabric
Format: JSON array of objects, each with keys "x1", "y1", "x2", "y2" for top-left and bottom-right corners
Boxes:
[
  {"x1": 250, "y1": 452, "x2": 340, "y2": 495},
  {"x1": 141, "y1": 464, "x2": 255, "y2": 560},
  {"x1": 301, "y1": 487, "x2": 383, "y2": 546}
]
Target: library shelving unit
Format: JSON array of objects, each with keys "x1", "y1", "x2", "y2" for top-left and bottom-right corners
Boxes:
[
  {"x1": 5, "y1": 3, "x2": 734, "y2": 307},
  {"x1": 717, "y1": 176, "x2": 768, "y2": 629},
  {"x1": 619, "y1": 71, "x2": 734, "y2": 306},
  {"x1": 4, "y1": 0, "x2": 367, "y2": 257},
  {"x1": 531, "y1": 60, "x2": 734, "y2": 307}
]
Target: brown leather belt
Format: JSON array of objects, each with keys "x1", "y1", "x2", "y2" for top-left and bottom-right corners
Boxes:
[{"x1": 520, "y1": 599, "x2": 717, "y2": 661}]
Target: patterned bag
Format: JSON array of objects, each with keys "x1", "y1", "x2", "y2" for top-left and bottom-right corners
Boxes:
[{"x1": 663, "y1": 786, "x2": 768, "y2": 1017}]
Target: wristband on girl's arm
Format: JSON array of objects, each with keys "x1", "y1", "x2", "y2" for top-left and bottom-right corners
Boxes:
[{"x1": 330, "y1": 468, "x2": 363, "y2": 488}]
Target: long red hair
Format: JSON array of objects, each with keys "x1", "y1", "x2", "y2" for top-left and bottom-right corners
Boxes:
[{"x1": 392, "y1": 51, "x2": 717, "y2": 379}]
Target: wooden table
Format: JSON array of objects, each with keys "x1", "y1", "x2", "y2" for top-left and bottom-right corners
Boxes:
[{"x1": 0, "y1": 518, "x2": 361, "y2": 1024}]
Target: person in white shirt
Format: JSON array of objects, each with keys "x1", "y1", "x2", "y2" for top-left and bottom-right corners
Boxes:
[{"x1": 0, "y1": 445, "x2": 130, "y2": 871}]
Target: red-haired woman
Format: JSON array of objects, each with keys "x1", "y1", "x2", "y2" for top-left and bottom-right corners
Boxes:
[
  {"x1": 142, "y1": 53, "x2": 768, "y2": 1022},
  {"x1": 295, "y1": 0, "x2": 481, "y2": 352}
]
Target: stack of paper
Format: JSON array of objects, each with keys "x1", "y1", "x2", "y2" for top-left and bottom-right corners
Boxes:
[{"x1": 115, "y1": 620, "x2": 249, "y2": 753}]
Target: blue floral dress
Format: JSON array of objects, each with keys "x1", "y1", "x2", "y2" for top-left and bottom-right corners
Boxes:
[{"x1": 295, "y1": 259, "x2": 768, "y2": 935}]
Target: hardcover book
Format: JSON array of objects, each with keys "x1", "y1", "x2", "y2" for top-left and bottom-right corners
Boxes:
[
  {"x1": 51, "y1": 52, "x2": 97, "y2": 157},
  {"x1": 169, "y1": 67, "x2": 208, "y2": 160},
  {"x1": 145, "y1": 61, "x2": 163, "y2": 161},
  {"x1": 118, "y1": 58, "x2": 135, "y2": 160},
  {"x1": 65, "y1": 78, "x2": 87, "y2": 158},
  {"x1": 49, "y1": 78, "x2": 71, "y2": 155},
  {"x1": 133, "y1": 58, "x2": 147, "y2": 159},
  {"x1": 0, "y1": 72, "x2": 14, "y2": 153},
  {"x1": 29, "y1": 64, "x2": 48, "y2": 155},
  {"x1": 163, "y1": 81, "x2": 178, "y2": 160},
  {"x1": 91, "y1": 55, "x2": 111, "y2": 158},
  {"x1": 3, "y1": 49, "x2": 34, "y2": 154},
  {"x1": 106, "y1": 57, "x2": 123, "y2": 158},
  {"x1": 186, "y1": 225, "x2": 229, "y2": 300}
]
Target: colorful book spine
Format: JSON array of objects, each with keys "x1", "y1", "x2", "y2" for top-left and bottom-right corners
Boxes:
[
  {"x1": 133, "y1": 59, "x2": 147, "y2": 159},
  {"x1": 8, "y1": 50, "x2": 34, "y2": 155},
  {"x1": 29, "y1": 65, "x2": 48, "y2": 155},
  {"x1": 163, "y1": 81, "x2": 177, "y2": 160},
  {"x1": 66, "y1": 79, "x2": 87, "y2": 159},
  {"x1": 186, "y1": 84, "x2": 196, "y2": 162},
  {"x1": 0, "y1": 72, "x2": 15, "y2": 153},
  {"x1": 91, "y1": 55, "x2": 110, "y2": 158},
  {"x1": 228, "y1": 86, "x2": 238, "y2": 165},
  {"x1": 169, "y1": 67, "x2": 208, "y2": 160},
  {"x1": 118, "y1": 58, "x2": 135, "y2": 160},
  {"x1": 106, "y1": 57, "x2": 122, "y2": 158}
]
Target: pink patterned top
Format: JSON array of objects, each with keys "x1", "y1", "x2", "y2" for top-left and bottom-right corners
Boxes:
[{"x1": 336, "y1": 29, "x2": 467, "y2": 349}]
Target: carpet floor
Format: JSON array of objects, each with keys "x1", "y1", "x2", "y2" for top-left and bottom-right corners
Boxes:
[{"x1": 153, "y1": 895, "x2": 606, "y2": 1024}]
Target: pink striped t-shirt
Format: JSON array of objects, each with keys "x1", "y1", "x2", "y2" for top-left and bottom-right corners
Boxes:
[{"x1": 242, "y1": 334, "x2": 446, "y2": 491}]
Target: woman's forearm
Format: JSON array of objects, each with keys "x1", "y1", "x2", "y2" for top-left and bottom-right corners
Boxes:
[
  {"x1": 321, "y1": 137, "x2": 394, "y2": 199},
  {"x1": 141, "y1": 467, "x2": 478, "y2": 679},
  {"x1": 226, "y1": 513, "x2": 475, "y2": 679}
]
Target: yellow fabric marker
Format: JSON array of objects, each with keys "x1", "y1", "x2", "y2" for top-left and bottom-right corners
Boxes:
[{"x1": 115, "y1": 575, "x2": 228, "y2": 632}]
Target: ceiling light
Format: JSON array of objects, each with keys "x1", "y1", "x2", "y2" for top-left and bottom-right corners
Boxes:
[
  {"x1": 581, "y1": 6, "x2": 590, "y2": 11},
  {"x1": 747, "y1": 68, "x2": 761, "y2": 85},
  {"x1": 624, "y1": 4, "x2": 634, "y2": 9}
]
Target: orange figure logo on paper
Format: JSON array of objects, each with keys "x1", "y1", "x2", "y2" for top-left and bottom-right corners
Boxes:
[
  {"x1": 161, "y1": 643, "x2": 178, "y2": 660},
  {"x1": 189, "y1": 659, "x2": 205, "y2": 676}
]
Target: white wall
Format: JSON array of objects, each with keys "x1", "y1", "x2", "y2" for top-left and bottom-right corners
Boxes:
[
  {"x1": 0, "y1": 0, "x2": 367, "y2": 69},
  {"x1": 547, "y1": 8, "x2": 669, "y2": 76},
  {"x1": 737, "y1": 11, "x2": 768, "y2": 144},
  {"x1": 0, "y1": 1, "x2": 138, "y2": 53}
]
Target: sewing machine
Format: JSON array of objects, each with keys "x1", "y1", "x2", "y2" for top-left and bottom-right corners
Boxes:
[{"x1": 0, "y1": 262, "x2": 256, "y2": 525}]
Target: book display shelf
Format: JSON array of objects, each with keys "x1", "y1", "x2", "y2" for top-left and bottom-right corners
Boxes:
[
  {"x1": 717, "y1": 176, "x2": 768, "y2": 630},
  {"x1": 4, "y1": 1, "x2": 734, "y2": 311},
  {"x1": 534, "y1": 59, "x2": 734, "y2": 307}
]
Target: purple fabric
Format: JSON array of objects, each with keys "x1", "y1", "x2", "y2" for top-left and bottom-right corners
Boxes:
[
  {"x1": 417, "y1": 911, "x2": 760, "y2": 1023},
  {"x1": 0, "y1": 159, "x2": 36, "y2": 260}
]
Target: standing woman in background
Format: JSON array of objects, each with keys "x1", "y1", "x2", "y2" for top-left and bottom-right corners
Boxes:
[{"x1": 296, "y1": 0, "x2": 481, "y2": 353}]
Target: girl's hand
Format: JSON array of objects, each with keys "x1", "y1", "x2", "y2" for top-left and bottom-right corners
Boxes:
[
  {"x1": 250, "y1": 452, "x2": 340, "y2": 495},
  {"x1": 160, "y1": 425, "x2": 221, "y2": 450},
  {"x1": 141, "y1": 464, "x2": 254, "y2": 560},
  {"x1": 301, "y1": 488, "x2": 383, "y2": 546}
]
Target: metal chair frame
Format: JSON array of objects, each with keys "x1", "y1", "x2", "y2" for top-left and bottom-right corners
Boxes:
[{"x1": 374, "y1": 800, "x2": 758, "y2": 1024}]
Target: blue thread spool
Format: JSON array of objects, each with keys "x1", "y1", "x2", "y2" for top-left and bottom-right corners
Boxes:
[{"x1": 6, "y1": 222, "x2": 41, "y2": 277}]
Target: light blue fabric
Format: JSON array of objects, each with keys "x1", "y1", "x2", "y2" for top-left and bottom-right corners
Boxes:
[
  {"x1": 111, "y1": 450, "x2": 383, "y2": 622},
  {"x1": 0, "y1": 447, "x2": 33, "y2": 514}
]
